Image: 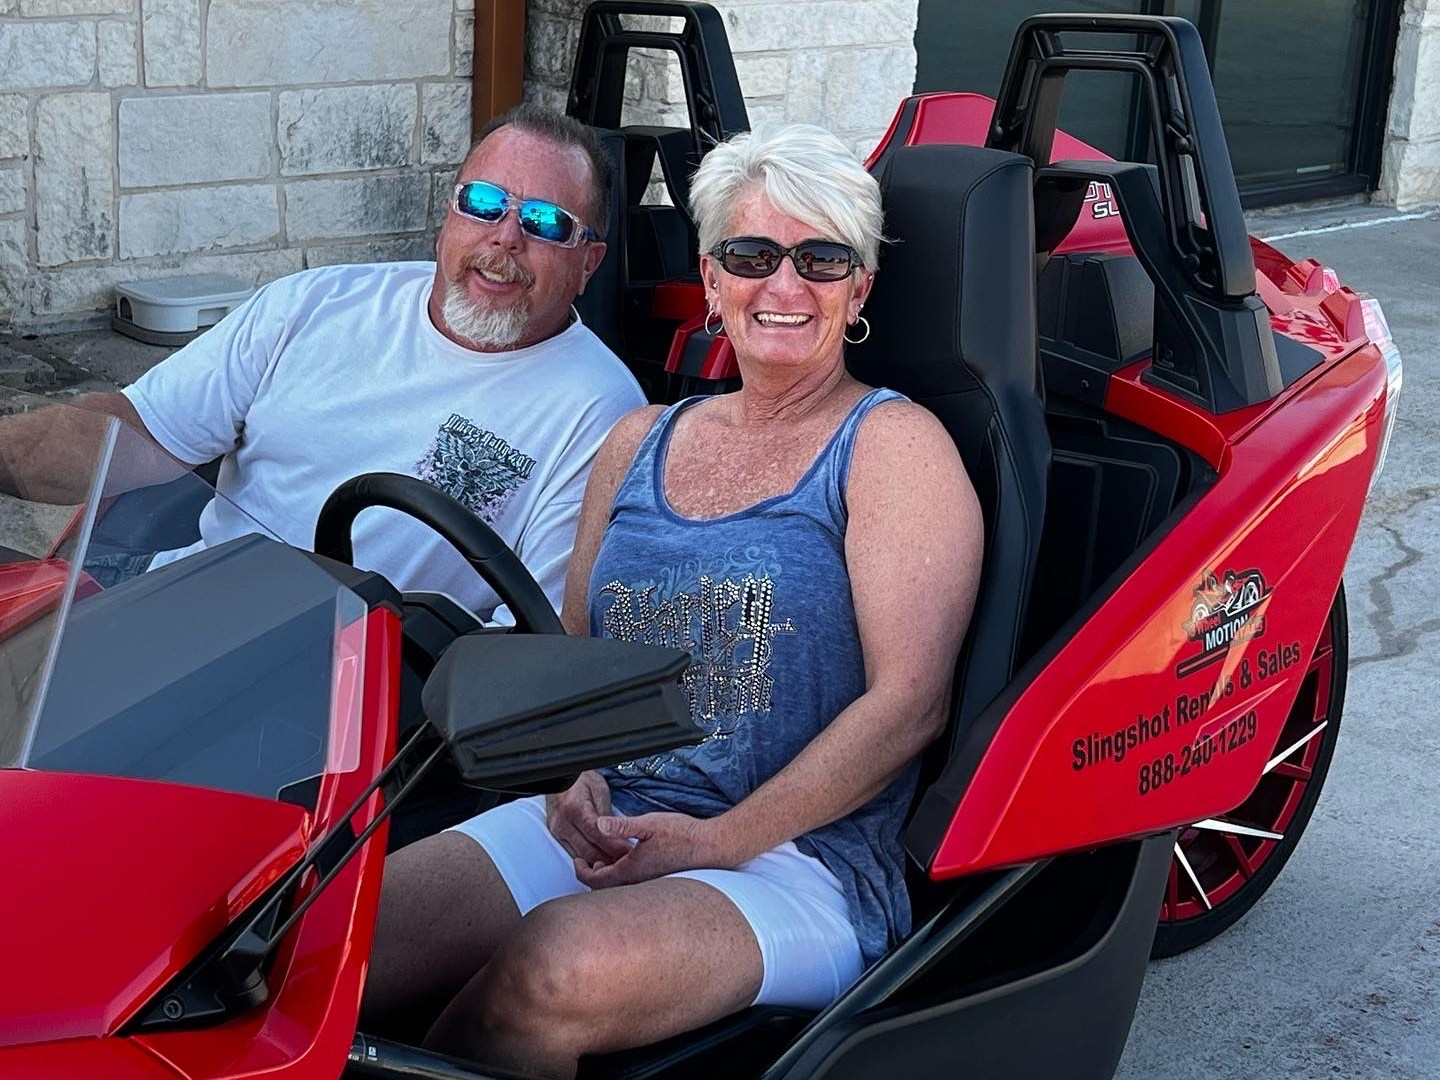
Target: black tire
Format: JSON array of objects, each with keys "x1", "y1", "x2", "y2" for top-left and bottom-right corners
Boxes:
[{"x1": 1151, "y1": 584, "x2": 1348, "y2": 958}]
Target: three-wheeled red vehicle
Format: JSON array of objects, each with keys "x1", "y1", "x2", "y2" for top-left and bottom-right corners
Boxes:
[{"x1": 0, "y1": 4, "x2": 1403, "y2": 1079}]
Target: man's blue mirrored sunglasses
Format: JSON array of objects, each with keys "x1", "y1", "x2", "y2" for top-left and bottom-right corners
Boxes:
[{"x1": 452, "y1": 181, "x2": 597, "y2": 248}]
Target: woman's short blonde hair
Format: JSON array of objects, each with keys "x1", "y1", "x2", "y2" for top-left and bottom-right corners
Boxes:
[{"x1": 689, "y1": 123, "x2": 884, "y2": 271}]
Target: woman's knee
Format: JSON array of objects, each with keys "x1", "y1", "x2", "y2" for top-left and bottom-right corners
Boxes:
[{"x1": 476, "y1": 898, "x2": 613, "y2": 1036}]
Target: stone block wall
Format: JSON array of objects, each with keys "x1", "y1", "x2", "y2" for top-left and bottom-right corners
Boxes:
[
  {"x1": 0, "y1": 0, "x2": 475, "y2": 329},
  {"x1": 1382, "y1": 0, "x2": 1440, "y2": 208},
  {"x1": 524, "y1": 0, "x2": 919, "y2": 178}
]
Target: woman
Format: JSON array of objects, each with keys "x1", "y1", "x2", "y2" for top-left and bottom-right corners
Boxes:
[{"x1": 364, "y1": 123, "x2": 984, "y2": 1078}]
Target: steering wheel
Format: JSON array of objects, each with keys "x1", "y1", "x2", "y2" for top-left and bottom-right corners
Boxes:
[{"x1": 313, "y1": 472, "x2": 565, "y2": 635}]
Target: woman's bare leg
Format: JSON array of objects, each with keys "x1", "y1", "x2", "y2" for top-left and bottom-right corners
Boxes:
[
  {"x1": 424, "y1": 878, "x2": 763, "y2": 1080},
  {"x1": 361, "y1": 832, "x2": 522, "y2": 1034}
]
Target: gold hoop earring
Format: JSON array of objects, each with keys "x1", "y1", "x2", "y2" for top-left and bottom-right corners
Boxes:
[
  {"x1": 704, "y1": 307, "x2": 723, "y2": 336},
  {"x1": 844, "y1": 314, "x2": 871, "y2": 345}
]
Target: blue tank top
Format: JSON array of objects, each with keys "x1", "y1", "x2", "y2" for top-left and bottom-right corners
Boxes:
[{"x1": 590, "y1": 387, "x2": 914, "y2": 965}]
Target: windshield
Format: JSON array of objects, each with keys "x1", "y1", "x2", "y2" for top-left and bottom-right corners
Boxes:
[{"x1": 0, "y1": 395, "x2": 367, "y2": 808}]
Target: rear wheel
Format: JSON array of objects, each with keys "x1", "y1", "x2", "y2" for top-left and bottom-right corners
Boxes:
[{"x1": 1152, "y1": 584, "x2": 1347, "y2": 957}]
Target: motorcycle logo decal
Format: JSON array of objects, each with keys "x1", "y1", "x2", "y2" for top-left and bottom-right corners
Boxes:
[
  {"x1": 1176, "y1": 567, "x2": 1269, "y2": 678},
  {"x1": 1086, "y1": 180, "x2": 1121, "y2": 220},
  {"x1": 596, "y1": 563, "x2": 797, "y2": 780},
  {"x1": 414, "y1": 414, "x2": 536, "y2": 523}
]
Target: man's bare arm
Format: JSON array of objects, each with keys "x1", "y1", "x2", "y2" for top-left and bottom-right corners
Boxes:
[{"x1": 0, "y1": 392, "x2": 176, "y2": 504}]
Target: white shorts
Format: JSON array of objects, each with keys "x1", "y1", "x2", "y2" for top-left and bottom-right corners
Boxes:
[{"x1": 446, "y1": 795, "x2": 864, "y2": 1009}]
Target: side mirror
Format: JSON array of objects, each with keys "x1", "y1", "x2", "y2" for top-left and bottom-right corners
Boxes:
[{"x1": 421, "y1": 634, "x2": 697, "y2": 790}]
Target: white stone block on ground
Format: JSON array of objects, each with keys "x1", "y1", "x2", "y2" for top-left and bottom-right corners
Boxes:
[
  {"x1": 208, "y1": 0, "x2": 450, "y2": 86},
  {"x1": 142, "y1": 0, "x2": 203, "y2": 87},
  {"x1": 304, "y1": 234, "x2": 436, "y2": 269},
  {"x1": 422, "y1": 82, "x2": 472, "y2": 165},
  {"x1": 0, "y1": 167, "x2": 25, "y2": 215},
  {"x1": 35, "y1": 93, "x2": 114, "y2": 266},
  {"x1": 0, "y1": 23, "x2": 97, "y2": 90},
  {"x1": 285, "y1": 174, "x2": 431, "y2": 242},
  {"x1": 99, "y1": 20, "x2": 139, "y2": 88},
  {"x1": 0, "y1": 95, "x2": 27, "y2": 159},
  {"x1": 1383, "y1": 137, "x2": 1440, "y2": 208},
  {"x1": 1397, "y1": 22, "x2": 1440, "y2": 142},
  {"x1": 30, "y1": 249, "x2": 304, "y2": 316},
  {"x1": 20, "y1": 0, "x2": 130, "y2": 14},
  {"x1": 120, "y1": 184, "x2": 279, "y2": 258},
  {"x1": 279, "y1": 85, "x2": 417, "y2": 176},
  {"x1": 119, "y1": 93, "x2": 272, "y2": 187}
]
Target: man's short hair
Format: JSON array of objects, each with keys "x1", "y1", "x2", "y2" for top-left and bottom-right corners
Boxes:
[{"x1": 469, "y1": 104, "x2": 615, "y2": 241}]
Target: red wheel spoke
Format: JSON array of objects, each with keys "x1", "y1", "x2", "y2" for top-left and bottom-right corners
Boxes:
[
  {"x1": 1158, "y1": 589, "x2": 1343, "y2": 944},
  {"x1": 1225, "y1": 836, "x2": 1254, "y2": 879},
  {"x1": 1265, "y1": 722, "x2": 1328, "y2": 774},
  {"x1": 1271, "y1": 761, "x2": 1312, "y2": 782}
]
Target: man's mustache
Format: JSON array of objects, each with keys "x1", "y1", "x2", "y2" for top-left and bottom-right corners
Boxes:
[{"x1": 460, "y1": 252, "x2": 535, "y2": 289}]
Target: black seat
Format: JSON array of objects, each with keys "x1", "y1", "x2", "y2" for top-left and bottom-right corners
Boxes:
[
  {"x1": 848, "y1": 143, "x2": 1050, "y2": 752},
  {"x1": 574, "y1": 128, "x2": 628, "y2": 358}
]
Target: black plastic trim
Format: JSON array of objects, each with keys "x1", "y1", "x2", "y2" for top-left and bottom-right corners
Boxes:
[
  {"x1": 762, "y1": 836, "x2": 1172, "y2": 1080},
  {"x1": 567, "y1": 2, "x2": 748, "y2": 149},
  {"x1": 302, "y1": 550, "x2": 402, "y2": 616},
  {"x1": 990, "y1": 16, "x2": 1283, "y2": 414}
]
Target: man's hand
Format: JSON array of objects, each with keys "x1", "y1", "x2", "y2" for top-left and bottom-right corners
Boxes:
[
  {"x1": 545, "y1": 771, "x2": 633, "y2": 872},
  {"x1": 574, "y1": 811, "x2": 726, "y2": 889}
]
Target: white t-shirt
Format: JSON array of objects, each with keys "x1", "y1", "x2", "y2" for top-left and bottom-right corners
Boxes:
[{"x1": 123, "y1": 261, "x2": 644, "y2": 621}]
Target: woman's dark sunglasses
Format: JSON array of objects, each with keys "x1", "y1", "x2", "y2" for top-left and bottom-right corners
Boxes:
[
  {"x1": 452, "y1": 180, "x2": 597, "y2": 248},
  {"x1": 708, "y1": 237, "x2": 862, "y2": 282}
]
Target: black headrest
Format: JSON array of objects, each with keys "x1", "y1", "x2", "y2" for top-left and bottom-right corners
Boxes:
[{"x1": 848, "y1": 144, "x2": 1039, "y2": 462}]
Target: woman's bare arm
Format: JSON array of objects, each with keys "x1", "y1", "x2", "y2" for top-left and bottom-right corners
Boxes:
[{"x1": 559, "y1": 404, "x2": 665, "y2": 636}]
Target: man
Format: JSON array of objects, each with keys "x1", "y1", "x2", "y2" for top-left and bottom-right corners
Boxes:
[{"x1": 0, "y1": 104, "x2": 643, "y2": 622}]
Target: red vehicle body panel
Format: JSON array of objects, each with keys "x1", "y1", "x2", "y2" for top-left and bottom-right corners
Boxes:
[
  {"x1": 861, "y1": 92, "x2": 1391, "y2": 876},
  {"x1": 933, "y1": 345, "x2": 1386, "y2": 876},
  {"x1": 0, "y1": 772, "x2": 308, "y2": 1048},
  {"x1": 0, "y1": 559, "x2": 100, "y2": 639},
  {"x1": 0, "y1": 1036, "x2": 181, "y2": 1079},
  {"x1": 0, "y1": 605, "x2": 400, "y2": 1078}
]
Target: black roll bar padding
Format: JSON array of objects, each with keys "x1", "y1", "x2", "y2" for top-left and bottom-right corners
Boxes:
[
  {"x1": 567, "y1": 1, "x2": 749, "y2": 152},
  {"x1": 313, "y1": 472, "x2": 564, "y2": 636},
  {"x1": 990, "y1": 14, "x2": 1283, "y2": 413},
  {"x1": 988, "y1": 14, "x2": 1254, "y2": 302},
  {"x1": 1038, "y1": 159, "x2": 1281, "y2": 413}
]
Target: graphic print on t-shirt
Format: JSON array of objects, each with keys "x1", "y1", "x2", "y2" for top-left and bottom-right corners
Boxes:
[{"x1": 414, "y1": 414, "x2": 538, "y2": 523}]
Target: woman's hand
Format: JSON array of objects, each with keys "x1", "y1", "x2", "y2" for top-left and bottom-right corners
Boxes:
[
  {"x1": 545, "y1": 771, "x2": 633, "y2": 871},
  {"x1": 574, "y1": 811, "x2": 727, "y2": 889}
]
